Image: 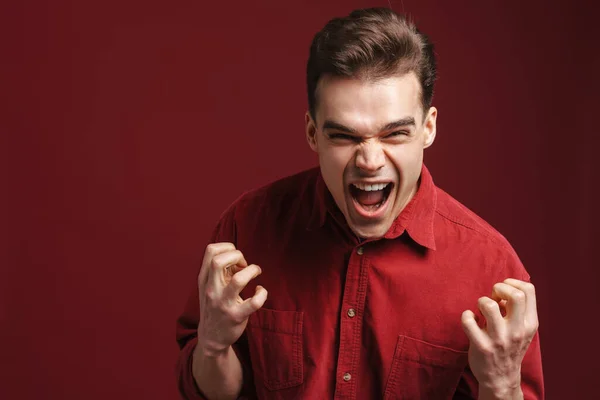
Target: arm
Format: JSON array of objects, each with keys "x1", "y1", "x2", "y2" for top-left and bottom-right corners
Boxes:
[
  {"x1": 454, "y1": 330, "x2": 543, "y2": 399},
  {"x1": 176, "y1": 205, "x2": 265, "y2": 400},
  {"x1": 176, "y1": 327, "x2": 248, "y2": 400},
  {"x1": 192, "y1": 344, "x2": 243, "y2": 400},
  {"x1": 456, "y1": 249, "x2": 544, "y2": 399}
]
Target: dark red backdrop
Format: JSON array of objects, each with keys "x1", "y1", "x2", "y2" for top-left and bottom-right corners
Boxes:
[{"x1": 3, "y1": 0, "x2": 598, "y2": 399}]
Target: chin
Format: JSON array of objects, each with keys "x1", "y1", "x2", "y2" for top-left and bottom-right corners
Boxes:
[{"x1": 349, "y1": 221, "x2": 392, "y2": 240}]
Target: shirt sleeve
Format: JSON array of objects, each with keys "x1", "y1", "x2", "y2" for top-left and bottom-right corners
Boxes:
[
  {"x1": 454, "y1": 246, "x2": 545, "y2": 399},
  {"x1": 175, "y1": 202, "x2": 256, "y2": 400}
]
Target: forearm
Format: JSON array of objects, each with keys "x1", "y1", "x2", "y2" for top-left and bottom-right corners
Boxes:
[
  {"x1": 478, "y1": 381, "x2": 523, "y2": 400},
  {"x1": 192, "y1": 344, "x2": 243, "y2": 400}
]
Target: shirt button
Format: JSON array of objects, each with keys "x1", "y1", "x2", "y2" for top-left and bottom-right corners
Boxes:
[
  {"x1": 356, "y1": 247, "x2": 364, "y2": 255},
  {"x1": 343, "y1": 372, "x2": 352, "y2": 381},
  {"x1": 347, "y1": 308, "x2": 356, "y2": 318}
]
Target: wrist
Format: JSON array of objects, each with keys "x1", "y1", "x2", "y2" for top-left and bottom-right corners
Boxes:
[
  {"x1": 478, "y1": 380, "x2": 523, "y2": 400},
  {"x1": 195, "y1": 336, "x2": 230, "y2": 359}
]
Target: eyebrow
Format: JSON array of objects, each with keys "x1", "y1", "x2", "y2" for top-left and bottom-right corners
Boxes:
[
  {"x1": 322, "y1": 117, "x2": 416, "y2": 134},
  {"x1": 322, "y1": 120, "x2": 357, "y2": 134},
  {"x1": 380, "y1": 117, "x2": 416, "y2": 131}
]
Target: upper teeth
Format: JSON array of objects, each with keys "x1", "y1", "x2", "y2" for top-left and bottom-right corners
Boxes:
[{"x1": 352, "y1": 182, "x2": 389, "y2": 191}]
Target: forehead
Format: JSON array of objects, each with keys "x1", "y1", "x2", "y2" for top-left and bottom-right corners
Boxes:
[{"x1": 315, "y1": 73, "x2": 422, "y2": 130}]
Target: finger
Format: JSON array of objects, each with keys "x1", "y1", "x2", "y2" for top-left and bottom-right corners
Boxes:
[
  {"x1": 461, "y1": 309, "x2": 489, "y2": 348},
  {"x1": 477, "y1": 296, "x2": 505, "y2": 338},
  {"x1": 498, "y1": 299, "x2": 508, "y2": 317},
  {"x1": 238, "y1": 285, "x2": 268, "y2": 317},
  {"x1": 223, "y1": 264, "x2": 262, "y2": 299},
  {"x1": 491, "y1": 282, "x2": 527, "y2": 327},
  {"x1": 504, "y1": 278, "x2": 538, "y2": 329},
  {"x1": 207, "y1": 250, "x2": 248, "y2": 294},
  {"x1": 198, "y1": 242, "x2": 237, "y2": 288}
]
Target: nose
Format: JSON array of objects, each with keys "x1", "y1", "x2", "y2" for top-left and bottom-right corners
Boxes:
[{"x1": 355, "y1": 141, "x2": 385, "y2": 172}]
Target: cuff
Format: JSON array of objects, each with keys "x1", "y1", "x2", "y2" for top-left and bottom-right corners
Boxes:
[
  {"x1": 176, "y1": 337, "x2": 209, "y2": 400},
  {"x1": 176, "y1": 336, "x2": 255, "y2": 400}
]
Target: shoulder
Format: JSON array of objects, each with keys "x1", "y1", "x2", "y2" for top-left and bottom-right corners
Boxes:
[
  {"x1": 235, "y1": 167, "x2": 318, "y2": 208},
  {"x1": 433, "y1": 187, "x2": 529, "y2": 280},
  {"x1": 220, "y1": 167, "x2": 320, "y2": 223},
  {"x1": 435, "y1": 187, "x2": 511, "y2": 249}
]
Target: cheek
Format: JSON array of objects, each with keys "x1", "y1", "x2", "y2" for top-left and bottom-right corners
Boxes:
[
  {"x1": 319, "y1": 146, "x2": 354, "y2": 173},
  {"x1": 386, "y1": 144, "x2": 423, "y2": 172},
  {"x1": 319, "y1": 148, "x2": 354, "y2": 200}
]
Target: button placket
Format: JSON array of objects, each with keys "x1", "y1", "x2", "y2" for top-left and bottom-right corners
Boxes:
[{"x1": 334, "y1": 246, "x2": 370, "y2": 399}]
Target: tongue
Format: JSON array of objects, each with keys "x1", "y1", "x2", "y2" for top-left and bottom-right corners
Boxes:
[{"x1": 355, "y1": 189, "x2": 385, "y2": 205}]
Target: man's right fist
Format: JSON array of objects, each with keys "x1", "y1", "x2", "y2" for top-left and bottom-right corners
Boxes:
[{"x1": 196, "y1": 242, "x2": 268, "y2": 357}]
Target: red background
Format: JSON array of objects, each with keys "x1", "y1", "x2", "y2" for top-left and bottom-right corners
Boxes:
[{"x1": 3, "y1": 0, "x2": 598, "y2": 399}]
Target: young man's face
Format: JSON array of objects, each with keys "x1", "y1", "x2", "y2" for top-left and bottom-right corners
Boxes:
[{"x1": 306, "y1": 72, "x2": 437, "y2": 239}]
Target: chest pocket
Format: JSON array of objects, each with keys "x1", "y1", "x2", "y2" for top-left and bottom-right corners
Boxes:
[
  {"x1": 384, "y1": 335, "x2": 468, "y2": 400},
  {"x1": 247, "y1": 308, "x2": 304, "y2": 391}
]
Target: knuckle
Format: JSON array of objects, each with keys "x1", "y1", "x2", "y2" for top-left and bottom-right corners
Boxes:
[
  {"x1": 491, "y1": 338, "x2": 506, "y2": 351},
  {"x1": 512, "y1": 290, "x2": 526, "y2": 303},
  {"x1": 248, "y1": 298, "x2": 262, "y2": 312},
  {"x1": 483, "y1": 301, "x2": 498, "y2": 313},
  {"x1": 204, "y1": 286, "x2": 219, "y2": 302},
  {"x1": 230, "y1": 273, "x2": 245, "y2": 288},
  {"x1": 210, "y1": 256, "x2": 222, "y2": 270},
  {"x1": 249, "y1": 290, "x2": 266, "y2": 309},
  {"x1": 205, "y1": 243, "x2": 218, "y2": 257},
  {"x1": 524, "y1": 282, "x2": 536, "y2": 293},
  {"x1": 510, "y1": 331, "x2": 525, "y2": 343},
  {"x1": 526, "y1": 319, "x2": 539, "y2": 333},
  {"x1": 204, "y1": 243, "x2": 236, "y2": 260},
  {"x1": 234, "y1": 249, "x2": 244, "y2": 261},
  {"x1": 479, "y1": 343, "x2": 495, "y2": 356},
  {"x1": 510, "y1": 329, "x2": 526, "y2": 342}
]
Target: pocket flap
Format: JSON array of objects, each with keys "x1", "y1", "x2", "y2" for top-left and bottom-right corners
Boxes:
[
  {"x1": 384, "y1": 336, "x2": 468, "y2": 399},
  {"x1": 248, "y1": 308, "x2": 303, "y2": 335},
  {"x1": 398, "y1": 335, "x2": 468, "y2": 368}
]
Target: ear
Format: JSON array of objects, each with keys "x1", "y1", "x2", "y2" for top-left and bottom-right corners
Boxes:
[
  {"x1": 422, "y1": 106, "x2": 437, "y2": 149},
  {"x1": 305, "y1": 111, "x2": 318, "y2": 152}
]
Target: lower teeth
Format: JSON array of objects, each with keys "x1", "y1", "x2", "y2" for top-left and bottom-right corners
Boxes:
[{"x1": 362, "y1": 201, "x2": 383, "y2": 210}]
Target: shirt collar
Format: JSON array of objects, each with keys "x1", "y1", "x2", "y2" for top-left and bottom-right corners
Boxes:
[
  {"x1": 307, "y1": 164, "x2": 437, "y2": 250},
  {"x1": 306, "y1": 170, "x2": 329, "y2": 231}
]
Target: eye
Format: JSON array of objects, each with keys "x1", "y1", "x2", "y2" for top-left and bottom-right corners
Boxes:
[
  {"x1": 385, "y1": 131, "x2": 408, "y2": 138},
  {"x1": 329, "y1": 133, "x2": 358, "y2": 142}
]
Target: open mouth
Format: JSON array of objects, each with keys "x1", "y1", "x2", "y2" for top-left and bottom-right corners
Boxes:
[{"x1": 349, "y1": 182, "x2": 394, "y2": 216}]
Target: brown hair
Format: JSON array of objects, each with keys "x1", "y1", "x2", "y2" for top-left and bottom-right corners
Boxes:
[{"x1": 306, "y1": 7, "x2": 437, "y2": 121}]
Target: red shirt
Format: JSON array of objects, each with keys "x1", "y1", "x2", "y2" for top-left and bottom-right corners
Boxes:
[{"x1": 175, "y1": 165, "x2": 544, "y2": 399}]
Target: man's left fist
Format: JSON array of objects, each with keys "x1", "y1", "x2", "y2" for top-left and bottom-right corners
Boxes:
[{"x1": 461, "y1": 278, "x2": 539, "y2": 400}]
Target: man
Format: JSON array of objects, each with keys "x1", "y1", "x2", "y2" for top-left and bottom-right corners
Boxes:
[{"x1": 176, "y1": 8, "x2": 544, "y2": 400}]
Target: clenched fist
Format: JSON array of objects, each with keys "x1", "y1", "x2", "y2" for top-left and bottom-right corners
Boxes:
[
  {"x1": 462, "y1": 278, "x2": 539, "y2": 399},
  {"x1": 196, "y1": 242, "x2": 268, "y2": 357}
]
